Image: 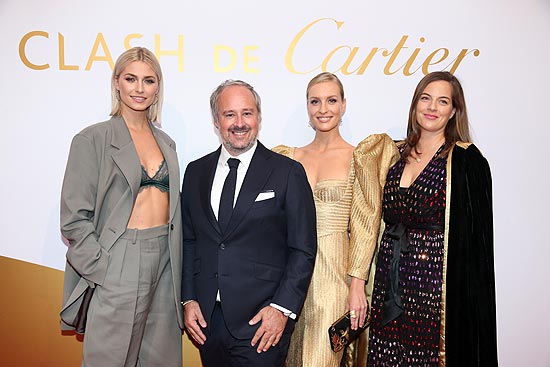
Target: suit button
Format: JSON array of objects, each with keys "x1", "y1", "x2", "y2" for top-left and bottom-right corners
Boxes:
[
  {"x1": 215, "y1": 273, "x2": 218, "y2": 278},
  {"x1": 219, "y1": 243, "x2": 225, "y2": 250},
  {"x1": 170, "y1": 224, "x2": 174, "y2": 230}
]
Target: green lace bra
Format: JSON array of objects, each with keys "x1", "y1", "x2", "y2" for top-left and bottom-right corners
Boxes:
[{"x1": 140, "y1": 159, "x2": 169, "y2": 192}]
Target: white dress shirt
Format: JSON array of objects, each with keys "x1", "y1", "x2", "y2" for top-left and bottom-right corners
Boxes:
[{"x1": 211, "y1": 143, "x2": 257, "y2": 219}]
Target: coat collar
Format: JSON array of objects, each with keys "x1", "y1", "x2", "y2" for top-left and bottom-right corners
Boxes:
[
  {"x1": 222, "y1": 141, "x2": 274, "y2": 239},
  {"x1": 109, "y1": 115, "x2": 180, "y2": 221},
  {"x1": 198, "y1": 142, "x2": 274, "y2": 237},
  {"x1": 110, "y1": 116, "x2": 141, "y2": 203},
  {"x1": 110, "y1": 115, "x2": 133, "y2": 149},
  {"x1": 150, "y1": 125, "x2": 180, "y2": 221},
  {"x1": 200, "y1": 147, "x2": 223, "y2": 233}
]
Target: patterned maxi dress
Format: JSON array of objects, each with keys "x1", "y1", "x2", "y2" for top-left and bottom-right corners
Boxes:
[
  {"x1": 273, "y1": 145, "x2": 357, "y2": 367},
  {"x1": 367, "y1": 145, "x2": 447, "y2": 366}
]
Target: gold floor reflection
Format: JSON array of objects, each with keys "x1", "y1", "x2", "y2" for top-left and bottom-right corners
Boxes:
[{"x1": 0, "y1": 256, "x2": 202, "y2": 367}]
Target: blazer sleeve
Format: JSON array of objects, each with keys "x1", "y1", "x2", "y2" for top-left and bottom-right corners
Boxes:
[
  {"x1": 181, "y1": 164, "x2": 197, "y2": 302},
  {"x1": 348, "y1": 134, "x2": 400, "y2": 280},
  {"x1": 271, "y1": 160, "x2": 317, "y2": 315},
  {"x1": 60, "y1": 133, "x2": 109, "y2": 286}
]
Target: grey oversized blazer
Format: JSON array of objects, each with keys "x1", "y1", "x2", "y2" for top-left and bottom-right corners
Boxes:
[{"x1": 59, "y1": 116, "x2": 183, "y2": 330}]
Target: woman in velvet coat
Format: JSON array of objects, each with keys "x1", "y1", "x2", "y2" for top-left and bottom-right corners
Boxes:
[{"x1": 353, "y1": 71, "x2": 497, "y2": 366}]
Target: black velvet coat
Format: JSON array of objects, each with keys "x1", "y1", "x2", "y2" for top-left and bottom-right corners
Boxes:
[{"x1": 444, "y1": 142, "x2": 498, "y2": 366}]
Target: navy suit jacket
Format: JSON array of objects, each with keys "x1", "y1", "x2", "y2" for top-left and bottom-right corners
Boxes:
[{"x1": 181, "y1": 141, "x2": 317, "y2": 339}]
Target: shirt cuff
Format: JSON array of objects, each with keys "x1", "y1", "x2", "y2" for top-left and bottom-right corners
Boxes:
[{"x1": 269, "y1": 303, "x2": 296, "y2": 319}]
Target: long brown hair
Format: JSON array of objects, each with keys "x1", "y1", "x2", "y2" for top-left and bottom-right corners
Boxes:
[{"x1": 403, "y1": 71, "x2": 471, "y2": 160}]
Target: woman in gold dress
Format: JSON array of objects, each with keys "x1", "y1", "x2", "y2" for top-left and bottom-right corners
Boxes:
[{"x1": 274, "y1": 72, "x2": 372, "y2": 367}]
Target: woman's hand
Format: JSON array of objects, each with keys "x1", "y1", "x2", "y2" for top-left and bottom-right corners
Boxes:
[{"x1": 346, "y1": 276, "x2": 368, "y2": 330}]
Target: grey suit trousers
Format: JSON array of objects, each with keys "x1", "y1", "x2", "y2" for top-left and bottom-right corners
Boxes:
[{"x1": 82, "y1": 225, "x2": 182, "y2": 367}]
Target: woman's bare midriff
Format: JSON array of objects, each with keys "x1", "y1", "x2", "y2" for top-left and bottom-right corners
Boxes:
[{"x1": 127, "y1": 187, "x2": 169, "y2": 229}]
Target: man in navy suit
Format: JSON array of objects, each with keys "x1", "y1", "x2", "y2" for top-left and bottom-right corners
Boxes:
[{"x1": 181, "y1": 80, "x2": 317, "y2": 366}]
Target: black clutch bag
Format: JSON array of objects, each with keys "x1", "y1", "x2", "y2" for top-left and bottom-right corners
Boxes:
[
  {"x1": 73, "y1": 286, "x2": 95, "y2": 334},
  {"x1": 328, "y1": 308, "x2": 371, "y2": 353}
]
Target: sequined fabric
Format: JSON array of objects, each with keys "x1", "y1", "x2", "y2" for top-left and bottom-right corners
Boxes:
[
  {"x1": 367, "y1": 145, "x2": 446, "y2": 367},
  {"x1": 273, "y1": 145, "x2": 355, "y2": 367}
]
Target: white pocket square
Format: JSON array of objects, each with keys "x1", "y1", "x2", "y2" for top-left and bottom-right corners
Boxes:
[{"x1": 255, "y1": 191, "x2": 275, "y2": 201}]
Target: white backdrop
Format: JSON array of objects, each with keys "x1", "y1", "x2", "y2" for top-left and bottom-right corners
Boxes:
[{"x1": 1, "y1": 0, "x2": 549, "y2": 365}]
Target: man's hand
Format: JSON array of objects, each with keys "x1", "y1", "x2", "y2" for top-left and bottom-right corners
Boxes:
[
  {"x1": 183, "y1": 301, "x2": 207, "y2": 345},
  {"x1": 248, "y1": 305, "x2": 288, "y2": 353}
]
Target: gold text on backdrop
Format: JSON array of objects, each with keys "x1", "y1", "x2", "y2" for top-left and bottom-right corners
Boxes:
[
  {"x1": 213, "y1": 45, "x2": 260, "y2": 73},
  {"x1": 19, "y1": 32, "x2": 184, "y2": 71},
  {"x1": 19, "y1": 21, "x2": 479, "y2": 76},
  {"x1": 285, "y1": 18, "x2": 480, "y2": 75}
]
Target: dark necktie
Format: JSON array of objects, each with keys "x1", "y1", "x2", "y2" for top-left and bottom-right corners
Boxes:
[{"x1": 218, "y1": 158, "x2": 240, "y2": 232}]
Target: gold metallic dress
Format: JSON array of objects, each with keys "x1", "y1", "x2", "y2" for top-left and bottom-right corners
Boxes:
[
  {"x1": 273, "y1": 145, "x2": 359, "y2": 367},
  {"x1": 273, "y1": 135, "x2": 399, "y2": 367}
]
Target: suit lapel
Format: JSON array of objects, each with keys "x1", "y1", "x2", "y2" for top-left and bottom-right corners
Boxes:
[
  {"x1": 110, "y1": 116, "x2": 141, "y2": 204},
  {"x1": 151, "y1": 124, "x2": 180, "y2": 221},
  {"x1": 223, "y1": 142, "x2": 274, "y2": 239},
  {"x1": 201, "y1": 148, "x2": 222, "y2": 233}
]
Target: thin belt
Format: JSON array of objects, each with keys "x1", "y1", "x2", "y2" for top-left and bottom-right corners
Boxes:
[{"x1": 382, "y1": 220, "x2": 444, "y2": 326}]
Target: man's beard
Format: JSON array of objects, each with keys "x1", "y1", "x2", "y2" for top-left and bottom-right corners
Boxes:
[{"x1": 223, "y1": 126, "x2": 257, "y2": 155}]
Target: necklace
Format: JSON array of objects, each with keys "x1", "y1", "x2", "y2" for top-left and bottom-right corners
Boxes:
[{"x1": 412, "y1": 140, "x2": 445, "y2": 163}]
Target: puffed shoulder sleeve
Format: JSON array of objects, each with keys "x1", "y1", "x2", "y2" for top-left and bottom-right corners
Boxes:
[
  {"x1": 348, "y1": 133, "x2": 400, "y2": 279},
  {"x1": 272, "y1": 144, "x2": 293, "y2": 158},
  {"x1": 60, "y1": 133, "x2": 109, "y2": 286}
]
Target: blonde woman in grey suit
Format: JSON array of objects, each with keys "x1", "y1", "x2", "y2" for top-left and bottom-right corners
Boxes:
[{"x1": 60, "y1": 47, "x2": 183, "y2": 367}]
